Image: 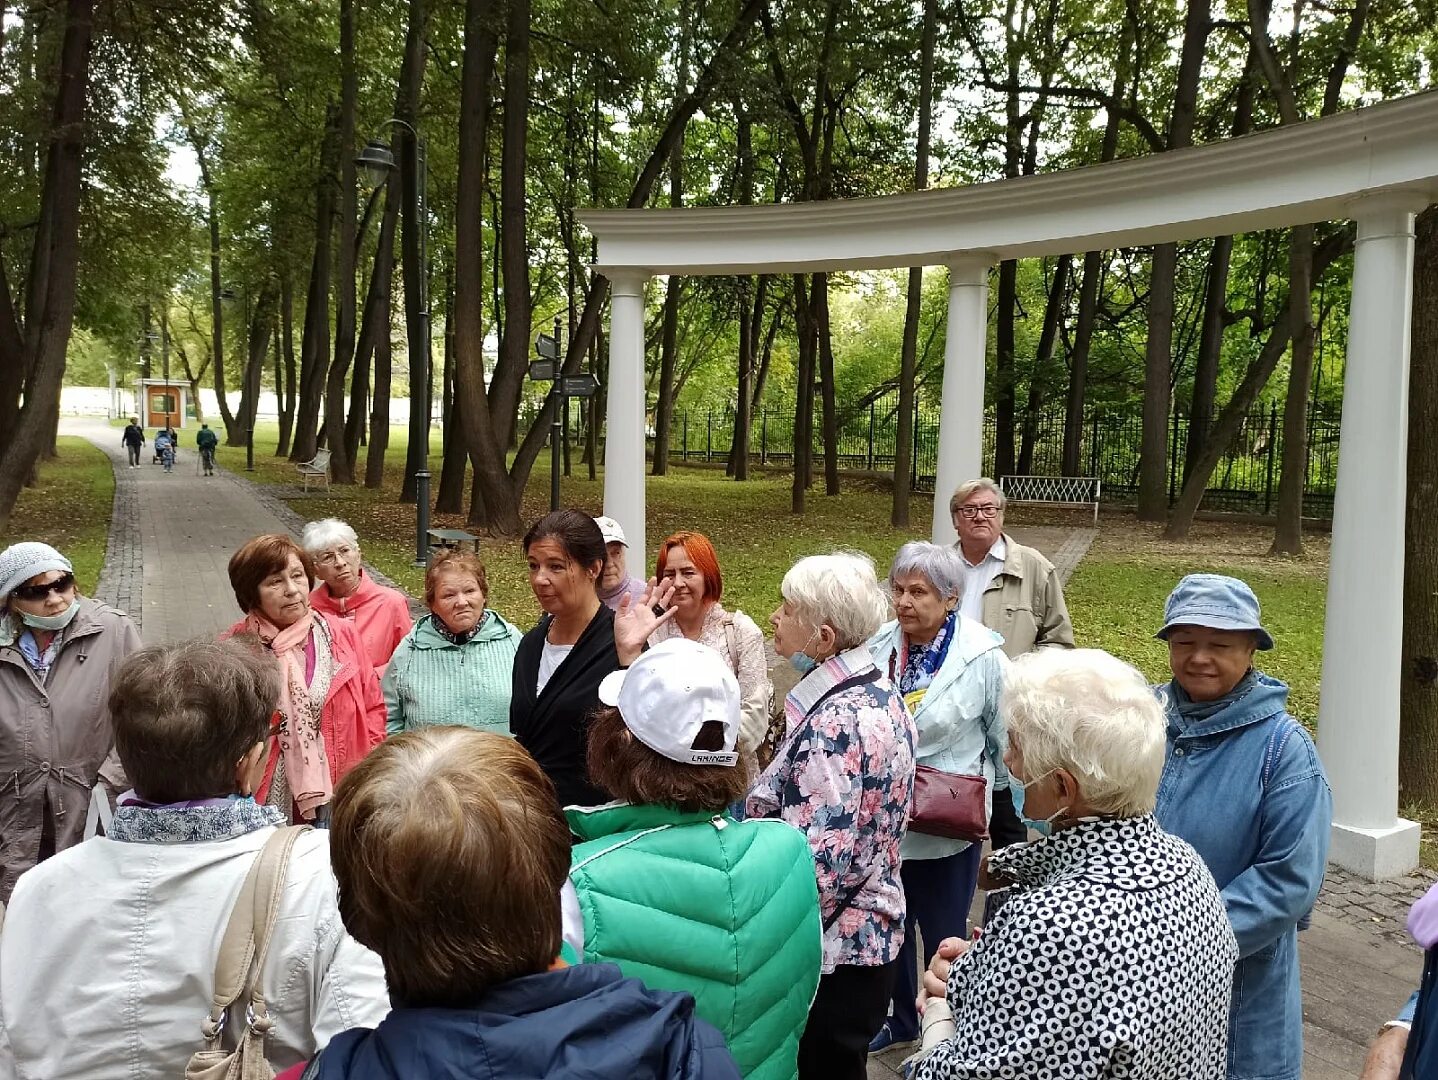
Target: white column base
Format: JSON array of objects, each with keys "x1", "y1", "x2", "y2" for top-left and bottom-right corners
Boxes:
[{"x1": 1327, "y1": 818, "x2": 1421, "y2": 881}]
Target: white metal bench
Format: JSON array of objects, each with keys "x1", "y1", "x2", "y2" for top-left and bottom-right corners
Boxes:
[
  {"x1": 296, "y1": 448, "x2": 332, "y2": 491},
  {"x1": 1000, "y1": 475, "x2": 1101, "y2": 525}
]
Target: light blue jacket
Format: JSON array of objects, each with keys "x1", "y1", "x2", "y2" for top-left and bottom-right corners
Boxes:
[
  {"x1": 1153, "y1": 673, "x2": 1332, "y2": 1080},
  {"x1": 867, "y1": 615, "x2": 1008, "y2": 860}
]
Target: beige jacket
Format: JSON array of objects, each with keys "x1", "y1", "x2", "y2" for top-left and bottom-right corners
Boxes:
[
  {"x1": 0, "y1": 596, "x2": 141, "y2": 900},
  {"x1": 976, "y1": 535, "x2": 1075, "y2": 658}
]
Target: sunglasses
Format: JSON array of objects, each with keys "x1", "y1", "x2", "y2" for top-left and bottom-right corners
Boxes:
[{"x1": 11, "y1": 573, "x2": 75, "y2": 602}]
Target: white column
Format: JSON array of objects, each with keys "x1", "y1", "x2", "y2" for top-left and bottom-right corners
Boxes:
[
  {"x1": 931, "y1": 258, "x2": 994, "y2": 545},
  {"x1": 1317, "y1": 194, "x2": 1427, "y2": 880},
  {"x1": 603, "y1": 271, "x2": 650, "y2": 564}
]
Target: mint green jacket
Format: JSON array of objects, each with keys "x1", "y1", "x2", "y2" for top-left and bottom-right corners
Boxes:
[
  {"x1": 567, "y1": 802, "x2": 822, "y2": 1080},
  {"x1": 381, "y1": 610, "x2": 521, "y2": 737}
]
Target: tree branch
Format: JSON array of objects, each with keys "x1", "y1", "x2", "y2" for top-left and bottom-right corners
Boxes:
[{"x1": 978, "y1": 79, "x2": 1166, "y2": 153}]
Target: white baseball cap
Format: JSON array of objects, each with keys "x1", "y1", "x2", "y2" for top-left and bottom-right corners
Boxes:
[
  {"x1": 597, "y1": 639, "x2": 740, "y2": 767},
  {"x1": 593, "y1": 516, "x2": 627, "y2": 547}
]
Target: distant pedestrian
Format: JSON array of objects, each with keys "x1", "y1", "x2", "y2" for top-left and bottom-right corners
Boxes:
[
  {"x1": 154, "y1": 430, "x2": 175, "y2": 473},
  {"x1": 196, "y1": 423, "x2": 218, "y2": 476},
  {"x1": 121, "y1": 418, "x2": 145, "y2": 468}
]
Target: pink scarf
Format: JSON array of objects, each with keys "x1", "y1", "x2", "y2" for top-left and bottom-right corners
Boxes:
[{"x1": 244, "y1": 610, "x2": 333, "y2": 819}]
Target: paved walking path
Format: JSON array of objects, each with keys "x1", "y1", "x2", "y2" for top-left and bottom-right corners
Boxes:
[{"x1": 61, "y1": 416, "x2": 1429, "y2": 1078}]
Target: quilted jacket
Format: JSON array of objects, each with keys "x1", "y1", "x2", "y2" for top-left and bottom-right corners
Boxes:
[{"x1": 567, "y1": 802, "x2": 822, "y2": 1080}]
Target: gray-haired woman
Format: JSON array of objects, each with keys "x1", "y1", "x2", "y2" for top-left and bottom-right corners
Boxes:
[
  {"x1": 746, "y1": 551, "x2": 917, "y2": 1080},
  {"x1": 865, "y1": 541, "x2": 1009, "y2": 1054}
]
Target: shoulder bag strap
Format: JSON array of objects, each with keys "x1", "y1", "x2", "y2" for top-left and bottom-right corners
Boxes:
[
  {"x1": 199, "y1": 825, "x2": 310, "y2": 1047},
  {"x1": 721, "y1": 613, "x2": 739, "y2": 668}
]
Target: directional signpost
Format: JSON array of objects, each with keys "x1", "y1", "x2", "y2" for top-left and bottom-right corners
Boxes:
[{"x1": 530, "y1": 318, "x2": 602, "y2": 512}]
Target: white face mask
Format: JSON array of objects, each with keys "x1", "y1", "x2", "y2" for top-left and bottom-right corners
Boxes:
[{"x1": 20, "y1": 597, "x2": 80, "y2": 631}]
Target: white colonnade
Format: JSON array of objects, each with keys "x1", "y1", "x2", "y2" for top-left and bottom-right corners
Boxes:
[{"x1": 587, "y1": 93, "x2": 1438, "y2": 879}]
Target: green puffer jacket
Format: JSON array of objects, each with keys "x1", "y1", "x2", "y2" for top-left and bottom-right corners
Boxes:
[{"x1": 568, "y1": 802, "x2": 822, "y2": 1080}]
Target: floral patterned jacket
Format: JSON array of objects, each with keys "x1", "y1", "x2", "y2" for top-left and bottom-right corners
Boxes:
[{"x1": 746, "y1": 645, "x2": 917, "y2": 973}]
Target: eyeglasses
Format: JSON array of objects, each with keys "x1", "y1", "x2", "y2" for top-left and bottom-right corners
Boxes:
[
  {"x1": 11, "y1": 573, "x2": 76, "y2": 602},
  {"x1": 955, "y1": 505, "x2": 1002, "y2": 520},
  {"x1": 314, "y1": 546, "x2": 355, "y2": 567}
]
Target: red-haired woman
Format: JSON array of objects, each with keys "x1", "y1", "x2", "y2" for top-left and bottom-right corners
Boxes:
[
  {"x1": 222, "y1": 534, "x2": 386, "y2": 824},
  {"x1": 648, "y1": 531, "x2": 772, "y2": 774}
]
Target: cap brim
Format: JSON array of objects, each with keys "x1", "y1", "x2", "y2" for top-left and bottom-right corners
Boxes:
[
  {"x1": 597, "y1": 667, "x2": 627, "y2": 706},
  {"x1": 1155, "y1": 617, "x2": 1274, "y2": 650}
]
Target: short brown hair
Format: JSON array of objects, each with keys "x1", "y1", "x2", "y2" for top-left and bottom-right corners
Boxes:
[
  {"x1": 424, "y1": 550, "x2": 488, "y2": 608},
  {"x1": 110, "y1": 638, "x2": 277, "y2": 802},
  {"x1": 586, "y1": 707, "x2": 751, "y2": 813},
  {"x1": 329, "y1": 728, "x2": 571, "y2": 1007},
  {"x1": 228, "y1": 534, "x2": 315, "y2": 614}
]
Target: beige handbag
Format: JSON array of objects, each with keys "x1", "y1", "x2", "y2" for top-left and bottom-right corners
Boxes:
[{"x1": 185, "y1": 825, "x2": 309, "y2": 1080}]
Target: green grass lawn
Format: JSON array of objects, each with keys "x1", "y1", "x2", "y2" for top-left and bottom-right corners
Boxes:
[{"x1": 0, "y1": 436, "x2": 114, "y2": 595}]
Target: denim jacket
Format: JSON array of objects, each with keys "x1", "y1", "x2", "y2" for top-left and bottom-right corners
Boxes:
[{"x1": 1153, "y1": 673, "x2": 1332, "y2": 1080}]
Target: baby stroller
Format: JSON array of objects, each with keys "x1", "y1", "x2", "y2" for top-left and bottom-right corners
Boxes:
[{"x1": 155, "y1": 433, "x2": 175, "y2": 473}]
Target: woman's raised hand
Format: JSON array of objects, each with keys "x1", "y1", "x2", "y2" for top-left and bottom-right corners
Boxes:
[{"x1": 613, "y1": 577, "x2": 678, "y2": 665}]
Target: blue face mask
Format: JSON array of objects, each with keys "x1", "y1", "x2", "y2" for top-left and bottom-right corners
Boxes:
[
  {"x1": 787, "y1": 627, "x2": 823, "y2": 676},
  {"x1": 1011, "y1": 770, "x2": 1066, "y2": 837}
]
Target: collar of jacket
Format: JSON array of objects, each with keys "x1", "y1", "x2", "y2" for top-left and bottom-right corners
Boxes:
[
  {"x1": 565, "y1": 800, "x2": 722, "y2": 842},
  {"x1": 1161, "y1": 671, "x2": 1291, "y2": 739},
  {"x1": 989, "y1": 814, "x2": 1185, "y2": 892},
  {"x1": 316, "y1": 570, "x2": 380, "y2": 614},
  {"x1": 411, "y1": 610, "x2": 512, "y2": 649},
  {"x1": 785, "y1": 644, "x2": 879, "y2": 718},
  {"x1": 995, "y1": 533, "x2": 1024, "y2": 581}
]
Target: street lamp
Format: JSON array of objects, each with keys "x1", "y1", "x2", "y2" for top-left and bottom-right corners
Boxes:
[{"x1": 357, "y1": 118, "x2": 430, "y2": 567}]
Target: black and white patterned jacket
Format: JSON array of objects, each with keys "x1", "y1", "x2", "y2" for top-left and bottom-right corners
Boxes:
[{"x1": 915, "y1": 815, "x2": 1238, "y2": 1080}]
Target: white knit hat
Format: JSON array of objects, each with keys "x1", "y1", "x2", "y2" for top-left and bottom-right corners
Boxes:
[{"x1": 0, "y1": 542, "x2": 73, "y2": 607}]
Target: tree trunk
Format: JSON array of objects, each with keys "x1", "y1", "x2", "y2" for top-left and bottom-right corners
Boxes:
[
  {"x1": 238, "y1": 285, "x2": 275, "y2": 437},
  {"x1": 325, "y1": 0, "x2": 360, "y2": 484},
  {"x1": 277, "y1": 271, "x2": 298, "y2": 456},
  {"x1": 791, "y1": 274, "x2": 815, "y2": 514},
  {"x1": 1018, "y1": 254, "x2": 1072, "y2": 475},
  {"x1": 1166, "y1": 225, "x2": 1354, "y2": 537},
  {"x1": 1401, "y1": 206, "x2": 1438, "y2": 805},
  {"x1": 358, "y1": 172, "x2": 400, "y2": 483},
  {"x1": 1270, "y1": 224, "x2": 1316, "y2": 554},
  {"x1": 1140, "y1": 0, "x2": 1210, "y2": 520},
  {"x1": 290, "y1": 104, "x2": 342, "y2": 464},
  {"x1": 816, "y1": 272, "x2": 839, "y2": 495},
  {"x1": 396, "y1": 0, "x2": 432, "y2": 503},
  {"x1": 490, "y1": 0, "x2": 531, "y2": 456},
  {"x1": 651, "y1": 1, "x2": 690, "y2": 478},
  {"x1": 0, "y1": 0, "x2": 92, "y2": 531},
  {"x1": 199, "y1": 161, "x2": 239, "y2": 444},
  {"x1": 892, "y1": 0, "x2": 938, "y2": 524}
]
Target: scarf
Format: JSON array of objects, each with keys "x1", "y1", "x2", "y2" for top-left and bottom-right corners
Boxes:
[
  {"x1": 108, "y1": 793, "x2": 285, "y2": 844},
  {"x1": 17, "y1": 625, "x2": 64, "y2": 680},
  {"x1": 892, "y1": 610, "x2": 956, "y2": 697},
  {"x1": 433, "y1": 609, "x2": 486, "y2": 645},
  {"x1": 1169, "y1": 669, "x2": 1259, "y2": 727},
  {"x1": 244, "y1": 609, "x2": 334, "y2": 818}
]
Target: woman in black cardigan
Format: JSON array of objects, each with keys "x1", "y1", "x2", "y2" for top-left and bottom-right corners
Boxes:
[{"x1": 510, "y1": 510, "x2": 672, "y2": 807}]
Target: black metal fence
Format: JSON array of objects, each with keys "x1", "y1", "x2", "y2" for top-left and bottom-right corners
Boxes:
[{"x1": 649, "y1": 390, "x2": 1341, "y2": 518}]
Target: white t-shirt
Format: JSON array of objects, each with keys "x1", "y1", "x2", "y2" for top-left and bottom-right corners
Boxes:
[{"x1": 537, "y1": 640, "x2": 574, "y2": 694}]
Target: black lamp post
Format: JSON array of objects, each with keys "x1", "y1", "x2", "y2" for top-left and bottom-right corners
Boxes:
[{"x1": 357, "y1": 122, "x2": 430, "y2": 567}]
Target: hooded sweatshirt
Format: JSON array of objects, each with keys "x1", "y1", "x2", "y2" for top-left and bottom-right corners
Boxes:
[
  {"x1": 295, "y1": 962, "x2": 740, "y2": 1080},
  {"x1": 310, "y1": 571, "x2": 414, "y2": 674},
  {"x1": 381, "y1": 611, "x2": 521, "y2": 737}
]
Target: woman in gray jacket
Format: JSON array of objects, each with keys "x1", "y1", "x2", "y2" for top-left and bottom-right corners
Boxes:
[{"x1": 0, "y1": 542, "x2": 140, "y2": 900}]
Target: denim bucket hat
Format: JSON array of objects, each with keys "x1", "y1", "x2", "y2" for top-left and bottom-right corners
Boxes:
[{"x1": 1155, "y1": 573, "x2": 1274, "y2": 650}]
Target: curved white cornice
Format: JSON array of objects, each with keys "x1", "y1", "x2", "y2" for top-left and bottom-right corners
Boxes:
[{"x1": 579, "y1": 90, "x2": 1438, "y2": 276}]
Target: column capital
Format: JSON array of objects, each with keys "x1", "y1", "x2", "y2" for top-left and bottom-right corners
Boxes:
[
  {"x1": 942, "y1": 254, "x2": 996, "y2": 283},
  {"x1": 602, "y1": 269, "x2": 650, "y2": 297}
]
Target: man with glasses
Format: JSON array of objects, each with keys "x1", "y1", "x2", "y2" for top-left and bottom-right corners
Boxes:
[
  {"x1": 303, "y1": 518, "x2": 415, "y2": 674},
  {"x1": 950, "y1": 478, "x2": 1073, "y2": 852}
]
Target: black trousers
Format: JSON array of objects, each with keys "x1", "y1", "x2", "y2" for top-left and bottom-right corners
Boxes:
[
  {"x1": 798, "y1": 959, "x2": 898, "y2": 1080},
  {"x1": 988, "y1": 783, "x2": 1028, "y2": 849}
]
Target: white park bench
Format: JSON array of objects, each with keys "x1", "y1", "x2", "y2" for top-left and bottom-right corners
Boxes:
[
  {"x1": 1000, "y1": 475, "x2": 1101, "y2": 526},
  {"x1": 296, "y1": 448, "x2": 332, "y2": 492}
]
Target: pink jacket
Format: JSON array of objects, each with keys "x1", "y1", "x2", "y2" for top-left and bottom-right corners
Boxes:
[
  {"x1": 222, "y1": 612, "x2": 386, "y2": 801},
  {"x1": 310, "y1": 571, "x2": 414, "y2": 673}
]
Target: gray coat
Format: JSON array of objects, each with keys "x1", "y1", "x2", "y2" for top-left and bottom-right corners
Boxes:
[{"x1": 0, "y1": 596, "x2": 141, "y2": 899}]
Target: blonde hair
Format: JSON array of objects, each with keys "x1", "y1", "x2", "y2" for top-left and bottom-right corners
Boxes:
[
  {"x1": 1002, "y1": 648, "x2": 1166, "y2": 817},
  {"x1": 330, "y1": 728, "x2": 570, "y2": 1006}
]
